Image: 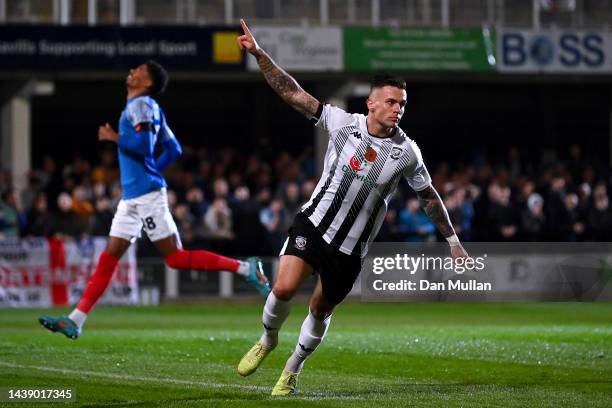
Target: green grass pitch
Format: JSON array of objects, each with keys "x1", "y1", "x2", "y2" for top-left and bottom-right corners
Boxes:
[{"x1": 1, "y1": 302, "x2": 611, "y2": 407}]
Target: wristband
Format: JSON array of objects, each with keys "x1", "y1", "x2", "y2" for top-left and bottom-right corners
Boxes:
[{"x1": 446, "y1": 234, "x2": 460, "y2": 246}]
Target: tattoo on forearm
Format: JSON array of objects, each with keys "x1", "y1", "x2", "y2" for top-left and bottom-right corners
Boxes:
[
  {"x1": 417, "y1": 186, "x2": 455, "y2": 238},
  {"x1": 257, "y1": 51, "x2": 320, "y2": 118}
]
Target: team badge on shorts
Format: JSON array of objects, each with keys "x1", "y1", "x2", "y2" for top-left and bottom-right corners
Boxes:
[{"x1": 295, "y1": 236, "x2": 307, "y2": 250}]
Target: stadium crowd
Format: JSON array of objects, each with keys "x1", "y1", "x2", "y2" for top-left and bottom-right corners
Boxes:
[{"x1": 0, "y1": 143, "x2": 610, "y2": 255}]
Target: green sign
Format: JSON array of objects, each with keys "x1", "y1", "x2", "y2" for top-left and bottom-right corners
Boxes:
[{"x1": 344, "y1": 27, "x2": 496, "y2": 72}]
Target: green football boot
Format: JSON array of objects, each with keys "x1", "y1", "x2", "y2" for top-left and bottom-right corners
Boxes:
[
  {"x1": 38, "y1": 315, "x2": 80, "y2": 340},
  {"x1": 245, "y1": 257, "x2": 271, "y2": 299}
]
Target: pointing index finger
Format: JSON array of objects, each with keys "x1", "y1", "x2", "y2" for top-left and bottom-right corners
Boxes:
[{"x1": 240, "y1": 18, "x2": 253, "y2": 38}]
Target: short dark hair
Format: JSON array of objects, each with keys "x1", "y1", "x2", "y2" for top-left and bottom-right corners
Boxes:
[
  {"x1": 145, "y1": 60, "x2": 169, "y2": 95},
  {"x1": 369, "y1": 74, "x2": 406, "y2": 93}
]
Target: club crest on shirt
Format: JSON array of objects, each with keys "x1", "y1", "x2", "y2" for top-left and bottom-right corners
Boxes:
[
  {"x1": 295, "y1": 236, "x2": 307, "y2": 250},
  {"x1": 390, "y1": 147, "x2": 403, "y2": 160}
]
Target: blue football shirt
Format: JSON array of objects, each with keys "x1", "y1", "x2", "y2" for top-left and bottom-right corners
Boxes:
[{"x1": 116, "y1": 96, "x2": 182, "y2": 199}]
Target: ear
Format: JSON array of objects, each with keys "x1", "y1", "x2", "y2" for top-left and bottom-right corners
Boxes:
[{"x1": 366, "y1": 97, "x2": 374, "y2": 112}]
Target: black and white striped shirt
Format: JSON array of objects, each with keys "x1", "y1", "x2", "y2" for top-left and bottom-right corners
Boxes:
[{"x1": 301, "y1": 104, "x2": 431, "y2": 257}]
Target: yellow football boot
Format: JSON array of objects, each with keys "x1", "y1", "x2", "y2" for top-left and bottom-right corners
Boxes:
[
  {"x1": 271, "y1": 369, "x2": 299, "y2": 396},
  {"x1": 237, "y1": 341, "x2": 274, "y2": 377}
]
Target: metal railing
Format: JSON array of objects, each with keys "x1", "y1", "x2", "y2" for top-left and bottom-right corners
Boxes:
[{"x1": 1, "y1": 0, "x2": 611, "y2": 29}]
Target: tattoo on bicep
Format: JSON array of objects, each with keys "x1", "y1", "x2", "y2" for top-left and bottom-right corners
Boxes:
[
  {"x1": 417, "y1": 186, "x2": 455, "y2": 238},
  {"x1": 257, "y1": 53, "x2": 320, "y2": 118}
]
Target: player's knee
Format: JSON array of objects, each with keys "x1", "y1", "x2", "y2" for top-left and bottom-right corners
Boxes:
[
  {"x1": 272, "y1": 286, "x2": 296, "y2": 301},
  {"x1": 165, "y1": 249, "x2": 189, "y2": 270}
]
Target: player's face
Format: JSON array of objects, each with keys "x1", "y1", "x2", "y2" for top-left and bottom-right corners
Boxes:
[
  {"x1": 126, "y1": 64, "x2": 152, "y2": 91},
  {"x1": 366, "y1": 86, "x2": 407, "y2": 129}
]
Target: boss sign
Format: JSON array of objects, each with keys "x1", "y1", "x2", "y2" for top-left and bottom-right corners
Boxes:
[{"x1": 498, "y1": 29, "x2": 611, "y2": 73}]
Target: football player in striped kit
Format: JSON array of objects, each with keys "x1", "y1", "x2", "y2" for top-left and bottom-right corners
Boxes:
[{"x1": 236, "y1": 19, "x2": 468, "y2": 395}]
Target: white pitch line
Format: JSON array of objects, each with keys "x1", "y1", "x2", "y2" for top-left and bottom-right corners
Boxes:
[
  {"x1": 0, "y1": 361, "x2": 268, "y2": 392},
  {"x1": 0, "y1": 361, "x2": 366, "y2": 400}
]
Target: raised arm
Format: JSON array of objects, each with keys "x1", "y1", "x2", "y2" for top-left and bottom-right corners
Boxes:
[
  {"x1": 237, "y1": 19, "x2": 320, "y2": 119},
  {"x1": 416, "y1": 185, "x2": 468, "y2": 258}
]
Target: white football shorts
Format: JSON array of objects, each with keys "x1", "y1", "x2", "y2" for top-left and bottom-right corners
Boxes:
[{"x1": 109, "y1": 188, "x2": 178, "y2": 243}]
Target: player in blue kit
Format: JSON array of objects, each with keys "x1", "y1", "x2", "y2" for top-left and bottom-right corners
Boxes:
[{"x1": 39, "y1": 60, "x2": 270, "y2": 339}]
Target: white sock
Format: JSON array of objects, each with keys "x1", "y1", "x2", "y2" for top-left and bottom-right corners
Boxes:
[
  {"x1": 259, "y1": 292, "x2": 291, "y2": 348},
  {"x1": 236, "y1": 261, "x2": 249, "y2": 277},
  {"x1": 284, "y1": 311, "x2": 331, "y2": 373},
  {"x1": 68, "y1": 309, "x2": 88, "y2": 330}
]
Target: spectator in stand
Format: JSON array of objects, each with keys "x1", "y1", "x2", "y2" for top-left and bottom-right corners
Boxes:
[
  {"x1": 232, "y1": 185, "x2": 271, "y2": 254},
  {"x1": 545, "y1": 175, "x2": 567, "y2": 239},
  {"x1": 255, "y1": 187, "x2": 272, "y2": 208},
  {"x1": 487, "y1": 183, "x2": 517, "y2": 241},
  {"x1": 39, "y1": 156, "x2": 62, "y2": 199},
  {"x1": 377, "y1": 208, "x2": 402, "y2": 242},
  {"x1": 89, "y1": 196, "x2": 114, "y2": 236},
  {"x1": 259, "y1": 198, "x2": 288, "y2": 252},
  {"x1": 520, "y1": 193, "x2": 545, "y2": 241},
  {"x1": 558, "y1": 192, "x2": 585, "y2": 241},
  {"x1": 185, "y1": 187, "x2": 208, "y2": 219},
  {"x1": 25, "y1": 193, "x2": 51, "y2": 237},
  {"x1": 92, "y1": 182, "x2": 105, "y2": 198},
  {"x1": 21, "y1": 171, "x2": 44, "y2": 215},
  {"x1": 445, "y1": 190, "x2": 464, "y2": 239},
  {"x1": 588, "y1": 187, "x2": 611, "y2": 241},
  {"x1": 398, "y1": 198, "x2": 435, "y2": 242},
  {"x1": 72, "y1": 185, "x2": 95, "y2": 221},
  {"x1": 109, "y1": 182, "x2": 123, "y2": 210},
  {"x1": 92, "y1": 148, "x2": 119, "y2": 185},
  {"x1": 280, "y1": 181, "x2": 301, "y2": 225},
  {"x1": 47, "y1": 192, "x2": 87, "y2": 239},
  {"x1": 173, "y1": 203, "x2": 197, "y2": 244},
  {"x1": 458, "y1": 187, "x2": 476, "y2": 241},
  {"x1": 167, "y1": 189, "x2": 178, "y2": 212},
  {"x1": 254, "y1": 165, "x2": 273, "y2": 193},
  {"x1": 204, "y1": 197, "x2": 234, "y2": 240},
  {"x1": 577, "y1": 182, "x2": 592, "y2": 215},
  {"x1": 0, "y1": 189, "x2": 22, "y2": 238},
  {"x1": 213, "y1": 178, "x2": 230, "y2": 200},
  {"x1": 300, "y1": 180, "x2": 316, "y2": 203},
  {"x1": 516, "y1": 178, "x2": 536, "y2": 212}
]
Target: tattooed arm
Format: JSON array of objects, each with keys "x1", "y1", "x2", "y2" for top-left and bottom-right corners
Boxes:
[
  {"x1": 416, "y1": 185, "x2": 468, "y2": 258},
  {"x1": 237, "y1": 19, "x2": 320, "y2": 119},
  {"x1": 416, "y1": 185, "x2": 455, "y2": 238}
]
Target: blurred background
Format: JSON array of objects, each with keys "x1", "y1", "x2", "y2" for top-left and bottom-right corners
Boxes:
[{"x1": 1, "y1": 0, "x2": 611, "y2": 304}]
